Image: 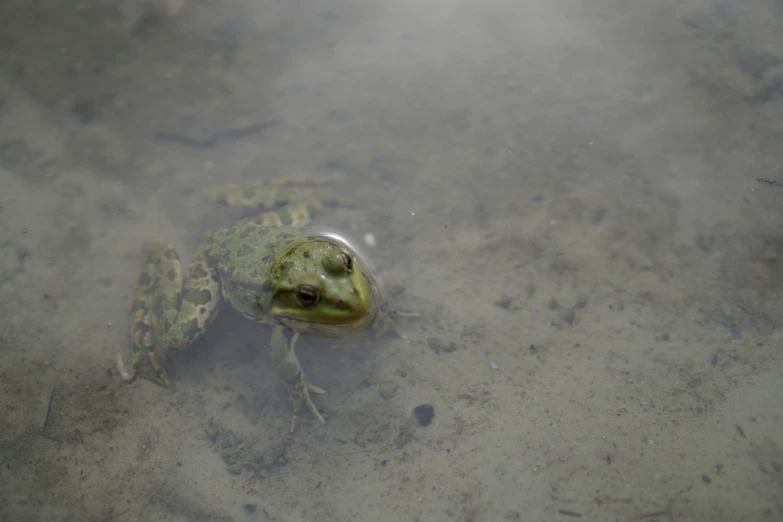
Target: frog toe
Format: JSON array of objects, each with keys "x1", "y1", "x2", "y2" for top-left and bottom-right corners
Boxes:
[
  {"x1": 117, "y1": 347, "x2": 172, "y2": 389},
  {"x1": 287, "y1": 374, "x2": 327, "y2": 433}
]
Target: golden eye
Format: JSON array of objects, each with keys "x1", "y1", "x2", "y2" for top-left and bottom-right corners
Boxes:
[
  {"x1": 341, "y1": 252, "x2": 353, "y2": 272},
  {"x1": 296, "y1": 285, "x2": 320, "y2": 307}
]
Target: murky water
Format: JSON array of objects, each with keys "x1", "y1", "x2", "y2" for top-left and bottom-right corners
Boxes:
[{"x1": 1, "y1": 1, "x2": 782, "y2": 520}]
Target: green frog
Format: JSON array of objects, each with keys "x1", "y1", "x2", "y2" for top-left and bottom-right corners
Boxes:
[{"x1": 119, "y1": 176, "x2": 413, "y2": 432}]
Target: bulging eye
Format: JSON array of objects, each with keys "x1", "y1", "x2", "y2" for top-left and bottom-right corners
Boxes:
[
  {"x1": 341, "y1": 252, "x2": 353, "y2": 272},
  {"x1": 296, "y1": 285, "x2": 320, "y2": 307}
]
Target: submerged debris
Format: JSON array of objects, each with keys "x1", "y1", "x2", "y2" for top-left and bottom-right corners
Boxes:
[{"x1": 756, "y1": 176, "x2": 783, "y2": 188}]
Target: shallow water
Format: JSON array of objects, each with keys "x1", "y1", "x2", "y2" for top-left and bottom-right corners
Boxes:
[{"x1": 1, "y1": 1, "x2": 782, "y2": 520}]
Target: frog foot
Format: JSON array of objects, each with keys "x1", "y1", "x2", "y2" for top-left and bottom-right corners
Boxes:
[
  {"x1": 286, "y1": 371, "x2": 327, "y2": 433},
  {"x1": 117, "y1": 347, "x2": 172, "y2": 389},
  {"x1": 378, "y1": 304, "x2": 421, "y2": 343}
]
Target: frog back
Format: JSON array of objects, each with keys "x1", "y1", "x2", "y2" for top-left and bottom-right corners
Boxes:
[{"x1": 203, "y1": 222, "x2": 304, "y2": 320}]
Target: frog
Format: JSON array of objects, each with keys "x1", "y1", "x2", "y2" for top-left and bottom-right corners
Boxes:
[{"x1": 118, "y1": 175, "x2": 414, "y2": 432}]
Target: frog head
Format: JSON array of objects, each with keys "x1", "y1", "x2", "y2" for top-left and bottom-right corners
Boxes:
[{"x1": 269, "y1": 238, "x2": 378, "y2": 336}]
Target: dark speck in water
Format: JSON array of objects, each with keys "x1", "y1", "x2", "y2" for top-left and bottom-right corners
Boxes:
[{"x1": 413, "y1": 404, "x2": 435, "y2": 427}]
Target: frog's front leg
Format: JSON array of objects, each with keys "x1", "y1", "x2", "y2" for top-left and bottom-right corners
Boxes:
[
  {"x1": 271, "y1": 326, "x2": 327, "y2": 432},
  {"x1": 376, "y1": 301, "x2": 421, "y2": 344}
]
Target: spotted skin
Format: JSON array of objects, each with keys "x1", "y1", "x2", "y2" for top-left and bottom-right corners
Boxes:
[
  {"x1": 125, "y1": 242, "x2": 183, "y2": 387},
  {"x1": 121, "y1": 176, "x2": 412, "y2": 432}
]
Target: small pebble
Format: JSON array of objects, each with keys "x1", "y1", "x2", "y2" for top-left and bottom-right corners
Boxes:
[
  {"x1": 378, "y1": 381, "x2": 398, "y2": 400},
  {"x1": 413, "y1": 404, "x2": 435, "y2": 427}
]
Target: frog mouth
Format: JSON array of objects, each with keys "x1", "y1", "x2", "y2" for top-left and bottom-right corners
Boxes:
[{"x1": 275, "y1": 272, "x2": 380, "y2": 337}]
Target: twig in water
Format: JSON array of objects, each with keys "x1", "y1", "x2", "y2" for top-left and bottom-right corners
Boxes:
[
  {"x1": 756, "y1": 177, "x2": 783, "y2": 187},
  {"x1": 41, "y1": 391, "x2": 54, "y2": 436}
]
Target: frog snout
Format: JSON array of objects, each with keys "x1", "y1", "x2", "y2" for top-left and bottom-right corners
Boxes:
[{"x1": 335, "y1": 290, "x2": 369, "y2": 316}]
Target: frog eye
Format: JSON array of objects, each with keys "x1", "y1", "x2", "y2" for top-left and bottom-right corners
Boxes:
[
  {"x1": 341, "y1": 252, "x2": 353, "y2": 272},
  {"x1": 296, "y1": 285, "x2": 320, "y2": 307}
]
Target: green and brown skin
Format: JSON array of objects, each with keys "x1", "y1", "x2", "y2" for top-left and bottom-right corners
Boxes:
[{"x1": 122, "y1": 176, "x2": 411, "y2": 432}]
